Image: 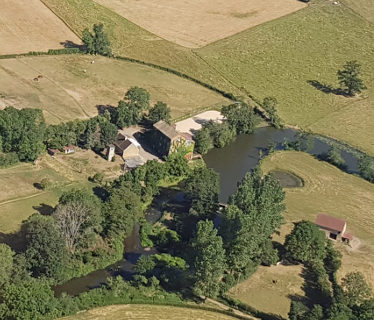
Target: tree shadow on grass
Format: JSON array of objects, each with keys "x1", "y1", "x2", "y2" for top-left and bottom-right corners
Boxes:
[
  {"x1": 60, "y1": 40, "x2": 85, "y2": 51},
  {"x1": 307, "y1": 80, "x2": 348, "y2": 96},
  {"x1": 32, "y1": 203, "x2": 54, "y2": 215}
]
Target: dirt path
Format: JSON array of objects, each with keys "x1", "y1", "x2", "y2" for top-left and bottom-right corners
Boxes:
[{"x1": 205, "y1": 298, "x2": 258, "y2": 320}]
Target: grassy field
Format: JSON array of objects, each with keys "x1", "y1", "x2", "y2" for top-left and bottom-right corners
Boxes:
[
  {"x1": 62, "y1": 304, "x2": 241, "y2": 320},
  {"x1": 0, "y1": 0, "x2": 80, "y2": 55},
  {"x1": 0, "y1": 149, "x2": 125, "y2": 233},
  {"x1": 261, "y1": 151, "x2": 374, "y2": 286},
  {"x1": 0, "y1": 55, "x2": 228, "y2": 123},
  {"x1": 342, "y1": 0, "x2": 374, "y2": 22},
  {"x1": 94, "y1": 0, "x2": 305, "y2": 48},
  {"x1": 199, "y1": 0, "x2": 374, "y2": 155},
  {"x1": 230, "y1": 151, "x2": 374, "y2": 316},
  {"x1": 230, "y1": 265, "x2": 304, "y2": 318}
]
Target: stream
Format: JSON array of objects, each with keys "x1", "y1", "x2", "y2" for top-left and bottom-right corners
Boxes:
[{"x1": 54, "y1": 126, "x2": 364, "y2": 296}]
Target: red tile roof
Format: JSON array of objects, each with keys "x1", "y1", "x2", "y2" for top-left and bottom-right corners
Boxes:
[{"x1": 315, "y1": 214, "x2": 346, "y2": 233}]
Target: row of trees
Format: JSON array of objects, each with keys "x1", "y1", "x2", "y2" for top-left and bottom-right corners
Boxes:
[
  {"x1": 285, "y1": 221, "x2": 373, "y2": 320},
  {"x1": 132, "y1": 166, "x2": 286, "y2": 298},
  {"x1": 0, "y1": 86, "x2": 171, "y2": 165}
]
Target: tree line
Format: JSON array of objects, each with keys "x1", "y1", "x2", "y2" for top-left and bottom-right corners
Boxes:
[{"x1": 0, "y1": 86, "x2": 171, "y2": 167}]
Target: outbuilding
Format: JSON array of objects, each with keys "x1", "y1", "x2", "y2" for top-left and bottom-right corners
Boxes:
[{"x1": 315, "y1": 213, "x2": 353, "y2": 243}]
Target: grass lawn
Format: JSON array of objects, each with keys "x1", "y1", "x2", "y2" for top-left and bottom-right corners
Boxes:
[
  {"x1": 62, "y1": 304, "x2": 240, "y2": 320},
  {"x1": 0, "y1": 55, "x2": 229, "y2": 123}
]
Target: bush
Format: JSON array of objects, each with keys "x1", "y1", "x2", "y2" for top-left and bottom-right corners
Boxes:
[
  {"x1": 40, "y1": 178, "x2": 53, "y2": 190},
  {"x1": 90, "y1": 172, "x2": 104, "y2": 184},
  {"x1": 0, "y1": 152, "x2": 19, "y2": 168}
]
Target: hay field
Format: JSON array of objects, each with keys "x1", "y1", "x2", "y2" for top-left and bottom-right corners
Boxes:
[
  {"x1": 63, "y1": 304, "x2": 240, "y2": 320},
  {"x1": 41, "y1": 0, "x2": 237, "y2": 95},
  {"x1": 199, "y1": 0, "x2": 374, "y2": 155},
  {"x1": 230, "y1": 265, "x2": 304, "y2": 318},
  {"x1": 261, "y1": 151, "x2": 374, "y2": 288},
  {"x1": 0, "y1": 55, "x2": 229, "y2": 123},
  {"x1": 0, "y1": 0, "x2": 80, "y2": 55},
  {"x1": 94, "y1": 0, "x2": 306, "y2": 48}
]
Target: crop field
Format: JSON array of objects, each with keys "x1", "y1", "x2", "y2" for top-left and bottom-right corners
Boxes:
[
  {"x1": 199, "y1": 0, "x2": 374, "y2": 155},
  {"x1": 40, "y1": 0, "x2": 237, "y2": 95},
  {"x1": 94, "y1": 0, "x2": 306, "y2": 48},
  {"x1": 0, "y1": 55, "x2": 229, "y2": 123},
  {"x1": 0, "y1": 0, "x2": 80, "y2": 55},
  {"x1": 63, "y1": 304, "x2": 241, "y2": 320}
]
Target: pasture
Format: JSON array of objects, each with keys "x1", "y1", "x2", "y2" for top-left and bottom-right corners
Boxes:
[
  {"x1": 0, "y1": 55, "x2": 229, "y2": 123},
  {"x1": 0, "y1": 150, "x2": 123, "y2": 233},
  {"x1": 0, "y1": 0, "x2": 80, "y2": 55},
  {"x1": 230, "y1": 265, "x2": 304, "y2": 318},
  {"x1": 94, "y1": 0, "x2": 306, "y2": 48},
  {"x1": 199, "y1": 0, "x2": 374, "y2": 155},
  {"x1": 62, "y1": 304, "x2": 241, "y2": 320}
]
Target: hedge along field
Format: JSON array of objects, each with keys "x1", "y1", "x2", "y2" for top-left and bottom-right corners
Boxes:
[
  {"x1": 0, "y1": 0, "x2": 81, "y2": 55},
  {"x1": 198, "y1": 0, "x2": 374, "y2": 155},
  {"x1": 40, "y1": 0, "x2": 239, "y2": 96},
  {"x1": 63, "y1": 304, "x2": 243, "y2": 320},
  {"x1": 0, "y1": 55, "x2": 229, "y2": 123}
]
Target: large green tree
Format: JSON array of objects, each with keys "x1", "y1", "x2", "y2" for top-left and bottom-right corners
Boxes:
[
  {"x1": 337, "y1": 61, "x2": 366, "y2": 96},
  {"x1": 284, "y1": 220, "x2": 327, "y2": 263},
  {"x1": 0, "y1": 244, "x2": 14, "y2": 288},
  {"x1": 221, "y1": 102, "x2": 260, "y2": 135},
  {"x1": 148, "y1": 101, "x2": 171, "y2": 124},
  {"x1": 191, "y1": 220, "x2": 226, "y2": 298},
  {"x1": 184, "y1": 167, "x2": 220, "y2": 217},
  {"x1": 341, "y1": 272, "x2": 373, "y2": 307},
  {"x1": 115, "y1": 87, "x2": 150, "y2": 127},
  {"x1": 22, "y1": 214, "x2": 67, "y2": 279},
  {"x1": 0, "y1": 278, "x2": 60, "y2": 320},
  {"x1": 222, "y1": 169, "x2": 285, "y2": 276},
  {"x1": 82, "y1": 23, "x2": 112, "y2": 56},
  {"x1": 194, "y1": 127, "x2": 214, "y2": 155},
  {"x1": 0, "y1": 107, "x2": 46, "y2": 161}
]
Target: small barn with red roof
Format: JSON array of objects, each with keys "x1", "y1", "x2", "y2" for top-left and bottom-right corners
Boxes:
[{"x1": 315, "y1": 213, "x2": 353, "y2": 243}]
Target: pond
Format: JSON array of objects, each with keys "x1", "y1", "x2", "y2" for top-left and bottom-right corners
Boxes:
[
  {"x1": 203, "y1": 126, "x2": 361, "y2": 202},
  {"x1": 270, "y1": 170, "x2": 304, "y2": 188}
]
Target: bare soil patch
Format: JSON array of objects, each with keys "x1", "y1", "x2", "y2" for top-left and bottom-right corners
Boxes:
[
  {"x1": 94, "y1": 0, "x2": 306, "y2": 48},
  {"x1": 0, "y1": 0, "x2": 81, "y2": 55}
]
